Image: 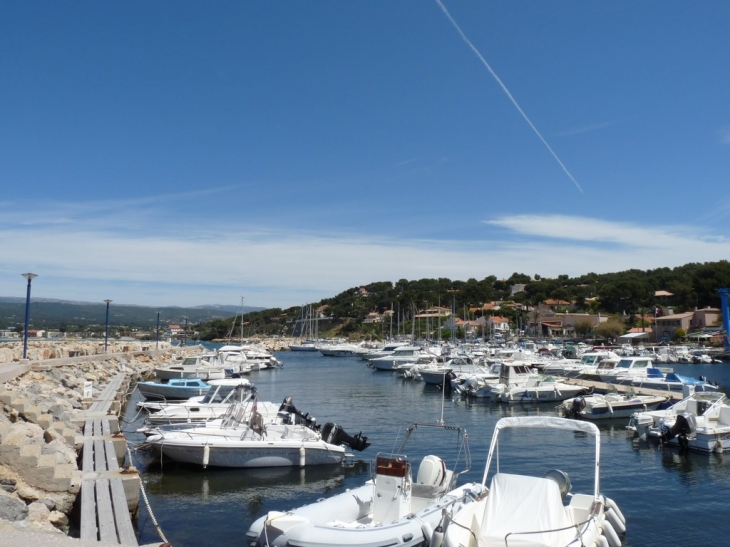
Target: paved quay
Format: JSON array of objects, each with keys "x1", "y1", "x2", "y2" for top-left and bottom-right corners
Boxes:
[{"x1": 0, "y1": 528, "x2": 161, "y2": 547}]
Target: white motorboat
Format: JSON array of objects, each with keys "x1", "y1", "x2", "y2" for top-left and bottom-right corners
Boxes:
[
  {"x1": 368, "y1": 346, "x2": 436, "y2": 371},
  {"x1": 450, "y1": 362, "x2": 502, "y2": 397},
  {"x1": 498, "y1": 375, "x2": 587, "y2": 404},
  {"x1": 412, "y1": 357, "x2": 480, "y2": 386},
  {"x1": 627, "y1": 390, "x2": 730, "y2": 452},
  {"x1": 487, "y1": 362, "x2": 538, "y2": 401},
  {"x1": 246, "y1": 422, "x2": 487, "y2": 547},
  {"x1": 213, "y1": 345, "x2": 255, "y2": 375},
  {"x1": 358, "y1": 341, "x2": 410, "y2": 361},
  {"x1": 542, "y1": 350, "x2": 621, "y2": 378},
  {"x1": 144, "y1": 397, "x2": 370, "y2": 468},
  {"x1": 558, "y1": 389, "x2": 668, "y2": 420},
  {"x1": 319, "y1": 343, "x2": 368, "y2": 357},
  {"x1": 443, "y1": 416, "x2": 626, "y2": 547},
  {"x1": 139, "y1": 380, "x2": 280, "y2": 426},
  {"x1": 597, "y1": 356, "x2": 666, "y2": 385},
  {"x1": 154, "y1": 354, "x2": 227, "y2": 380},
  {"x1": 629, "y1": 367, "x2": 719, "y2": 393},
  {"x1": 288, "y1": 340, "x2": 319, "y2": 352}
]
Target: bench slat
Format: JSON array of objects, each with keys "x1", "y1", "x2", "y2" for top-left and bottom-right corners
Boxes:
[
  {"x1": 110, "y1": 478, "x2": 138, "y2": 546},
  {"x1": 79, "y1": 479, "x2": 97, "y2": 540},
  {"x1": 96, "y1": 478, "x2": 117, "y2": 542}
]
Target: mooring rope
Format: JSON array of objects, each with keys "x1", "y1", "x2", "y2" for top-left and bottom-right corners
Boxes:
[{"x1": 126, "y1": 444, "x2": 170, "y2": 545}]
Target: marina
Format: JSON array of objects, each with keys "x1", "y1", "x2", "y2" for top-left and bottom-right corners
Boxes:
[{"x1": 120, "y1": 349, "x2": 730, "y2": 547}]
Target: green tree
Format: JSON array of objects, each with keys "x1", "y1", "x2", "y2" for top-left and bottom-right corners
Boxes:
[
  {"x1": 574, "y1": 319, "x2": 593, "y2": 339},
  {"x1": 593, "y1": 317, "x2": 625, "y2": 341}
]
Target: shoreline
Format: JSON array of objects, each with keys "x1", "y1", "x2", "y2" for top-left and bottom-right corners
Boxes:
[{"x1": 0, "y1": 340, "x2": 204, "y2": 545}]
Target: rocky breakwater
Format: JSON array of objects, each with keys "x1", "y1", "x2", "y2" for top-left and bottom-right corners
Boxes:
[{"x1": 0, "y1": 341, "x2": 202, "y2": 537}]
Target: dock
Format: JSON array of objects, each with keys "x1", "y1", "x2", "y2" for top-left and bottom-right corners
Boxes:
[
  {"x1": 77, "y1": 374, "x2": 140, "y2": 546},
  {"x1": 559, "y1": 376, "x2": 685, "y2": 402}
]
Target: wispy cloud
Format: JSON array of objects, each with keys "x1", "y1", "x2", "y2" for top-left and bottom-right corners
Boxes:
[
  {"x1": 484, "y1": 215, "x2": 721, "y2": 249},
  {"x1": 2, "y1": 201, "x2": 730, "y2": 308}
]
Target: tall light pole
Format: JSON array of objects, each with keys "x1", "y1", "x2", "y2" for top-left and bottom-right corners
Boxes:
[
  {"x1": 156, "y1": 311, "x2": 160, "y2": 350},
  {"x1": 104, "y1": 299, "x2": 112, "y2": 352},
  {"x1": 183, "y1": 316, "x2": 188, "y2": 346},
  {"x1": 21, "y1": 273, "x2": 38, "y2": 360}
]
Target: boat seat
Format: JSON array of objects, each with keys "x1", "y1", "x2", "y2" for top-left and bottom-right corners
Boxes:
[
  {"x1": 684, "y1": 399, "x2": 698, "y2": 415},
  {"x1": 479, "y1": 473, "x2": 575, "y2": 547},
  {"x1": 717, "y1": 406, "x2": 730, "y2": 427}
]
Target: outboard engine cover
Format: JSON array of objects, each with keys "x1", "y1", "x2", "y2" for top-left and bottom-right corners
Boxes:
[
  {"x1": 661, "y1": 412, "x2": 697, "y2": 449},
  {"x1": 321, "y1": 422, "x2": 371, "y2": 452},
  {"x1": 568, "y1": 396, "x2": 586, "y2": 418},
  {"x1": 544, "y1": 469, "x2": 572, "y2": 498}
]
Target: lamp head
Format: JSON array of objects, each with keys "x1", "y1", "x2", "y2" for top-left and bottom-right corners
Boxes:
[
  {"x1": 104, "y1": 299, "x2": 113, "y2": 304},
  {"x1": 21, "y1": 273, "x2": 38, "y2": 281}
]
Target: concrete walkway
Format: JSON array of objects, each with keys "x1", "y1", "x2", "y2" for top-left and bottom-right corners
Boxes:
[
  {"x1": 0, "y1": 528, "x2": 161, "y2": 547},
  {"x1": 0, "y1": 362, "x2": 31, "y2": 383}
]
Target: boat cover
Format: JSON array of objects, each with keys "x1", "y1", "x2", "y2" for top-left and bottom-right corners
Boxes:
[{"x1": 479, "y1": 473, "x2": 575, "y2": 547}]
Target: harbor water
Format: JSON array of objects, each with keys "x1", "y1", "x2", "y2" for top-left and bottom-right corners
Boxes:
[{"x1": 122, "y1": 351, "x2": 730, "y2": 547}]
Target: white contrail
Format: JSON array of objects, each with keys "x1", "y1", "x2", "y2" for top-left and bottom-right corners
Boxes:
[{"x1": 435, "y1": 0, "x2": 583, "y2": 194}]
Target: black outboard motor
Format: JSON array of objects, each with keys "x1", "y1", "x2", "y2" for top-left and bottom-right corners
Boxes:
[
  {"x1": 661, "y1": 412, "x2": 697, "y2": 450},
  {"x1": 321, "y1": 422, "x2": 371, "y2": 452},
  {"x1": 436, "y1": 371, "x2": 457, "y2": 391},
  {"x1": 278, "y1": 397, "x2": 319, "y2": 430},
  {"x1": 568, "y1": 396, "x2": 586, "y2": 418}
]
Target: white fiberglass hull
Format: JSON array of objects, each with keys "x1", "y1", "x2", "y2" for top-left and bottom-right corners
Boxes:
[
  {"x1": 147, "y1": 435, "x2": 346, "y2": 468},
  {"x1": 500, "y1": 385, "x2": 585, "y2": 404}
]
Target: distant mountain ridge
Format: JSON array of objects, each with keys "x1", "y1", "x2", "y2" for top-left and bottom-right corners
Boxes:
[
  {"x1": 0, "y1": 297, "x2": 264, "y2": 312},
  {"x1": 0, "y1": 297, "x2": 265, "y2": 331}
]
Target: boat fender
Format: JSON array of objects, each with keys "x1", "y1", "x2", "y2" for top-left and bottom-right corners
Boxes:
[
  {"x1": 299, "y1": 446, "x2": 306, "y2": 467},
  {"x1": 430, "y1": 524, "x2": 444, "y2": 547},
  {"x1": 596, "y1": 535, "x2": 610, "y2": 547},
  {"x1": 605, "y1": 507, "x2": 626, "y2": 534},
  {"x1": 419, "y1": 521, "x2": 433, "y2": 544},
  {"x1": 605, "y1": 497, "x2": 626, "y2": 528},
  {"x1": 202, "y1": 444, "x2": 210, "y2": 469},
  {"x1": 429, "y1": 510, "x2": 448, "y2": 547},
  {"x1": 601, "y1": 520, "x2": 621, "y2": 547}
]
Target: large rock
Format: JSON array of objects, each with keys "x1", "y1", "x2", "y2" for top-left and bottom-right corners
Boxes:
[{"x1": 0, "y1": 491, "x2": 28, "y2": 522}]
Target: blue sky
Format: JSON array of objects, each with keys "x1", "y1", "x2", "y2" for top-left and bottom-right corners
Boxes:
[{"x1": 2, "y1": 1, "x2": 729, "y2": 309}]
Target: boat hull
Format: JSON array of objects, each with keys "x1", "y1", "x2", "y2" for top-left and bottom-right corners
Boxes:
[
  {"x1": 137, "y1": 383, "x2": 209, "y2": 401},
  {"x1": 246, "y1": 482, "x2": 486, "y2": 547},
  {"x1": 579, "y1": 400, "x2": 665, "y2": 420},
  {"x1": 500, "y1": 385, "x2": 585, "y2": 404},
  {"x1": 150, "y1": 438, "x2": 346, "y2": 468}
]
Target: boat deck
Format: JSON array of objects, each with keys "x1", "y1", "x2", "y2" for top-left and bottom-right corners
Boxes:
[{"x1": 559, "y1": 377, "x2": 685, "y2": 402}]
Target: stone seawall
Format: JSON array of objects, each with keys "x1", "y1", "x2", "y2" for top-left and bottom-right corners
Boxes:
[{"x1": 0, "y1": 341, "x2": 203, "y2": 538}]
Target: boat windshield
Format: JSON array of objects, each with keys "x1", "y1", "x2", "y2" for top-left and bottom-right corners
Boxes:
[
  {"x1": 617, "y1": 359, "x2": 651, "y2": 369},
  {"x1": 201, "y1": 385, "x2": 236, "y2": 404}
]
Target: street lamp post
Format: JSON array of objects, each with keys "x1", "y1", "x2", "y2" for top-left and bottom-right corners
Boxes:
[
  {"x1": 183, "y1": 316, "x2": 188, "y2": 346},
  {"x1": 156, "y1": 311, "x2": 160, "y2": 350},
  {"x1": 21, "y1": 273, "x2": 38, "y2": 360},
  {"x1": 104, "y1": 300, "x2": 112, "y2": 352}
]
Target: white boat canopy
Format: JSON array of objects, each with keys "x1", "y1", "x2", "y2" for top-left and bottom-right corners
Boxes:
[{"x1": 482, "y1": 416, "x2": 601, "y2": 500}]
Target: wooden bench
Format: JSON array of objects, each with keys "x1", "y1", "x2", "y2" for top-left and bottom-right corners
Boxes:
[
  {"x1": 80, "y1": 374, "x2": 138, "y2": 546},
  {"x1": 87, "y1": 374, "x2": 128, "y2": 414}
]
